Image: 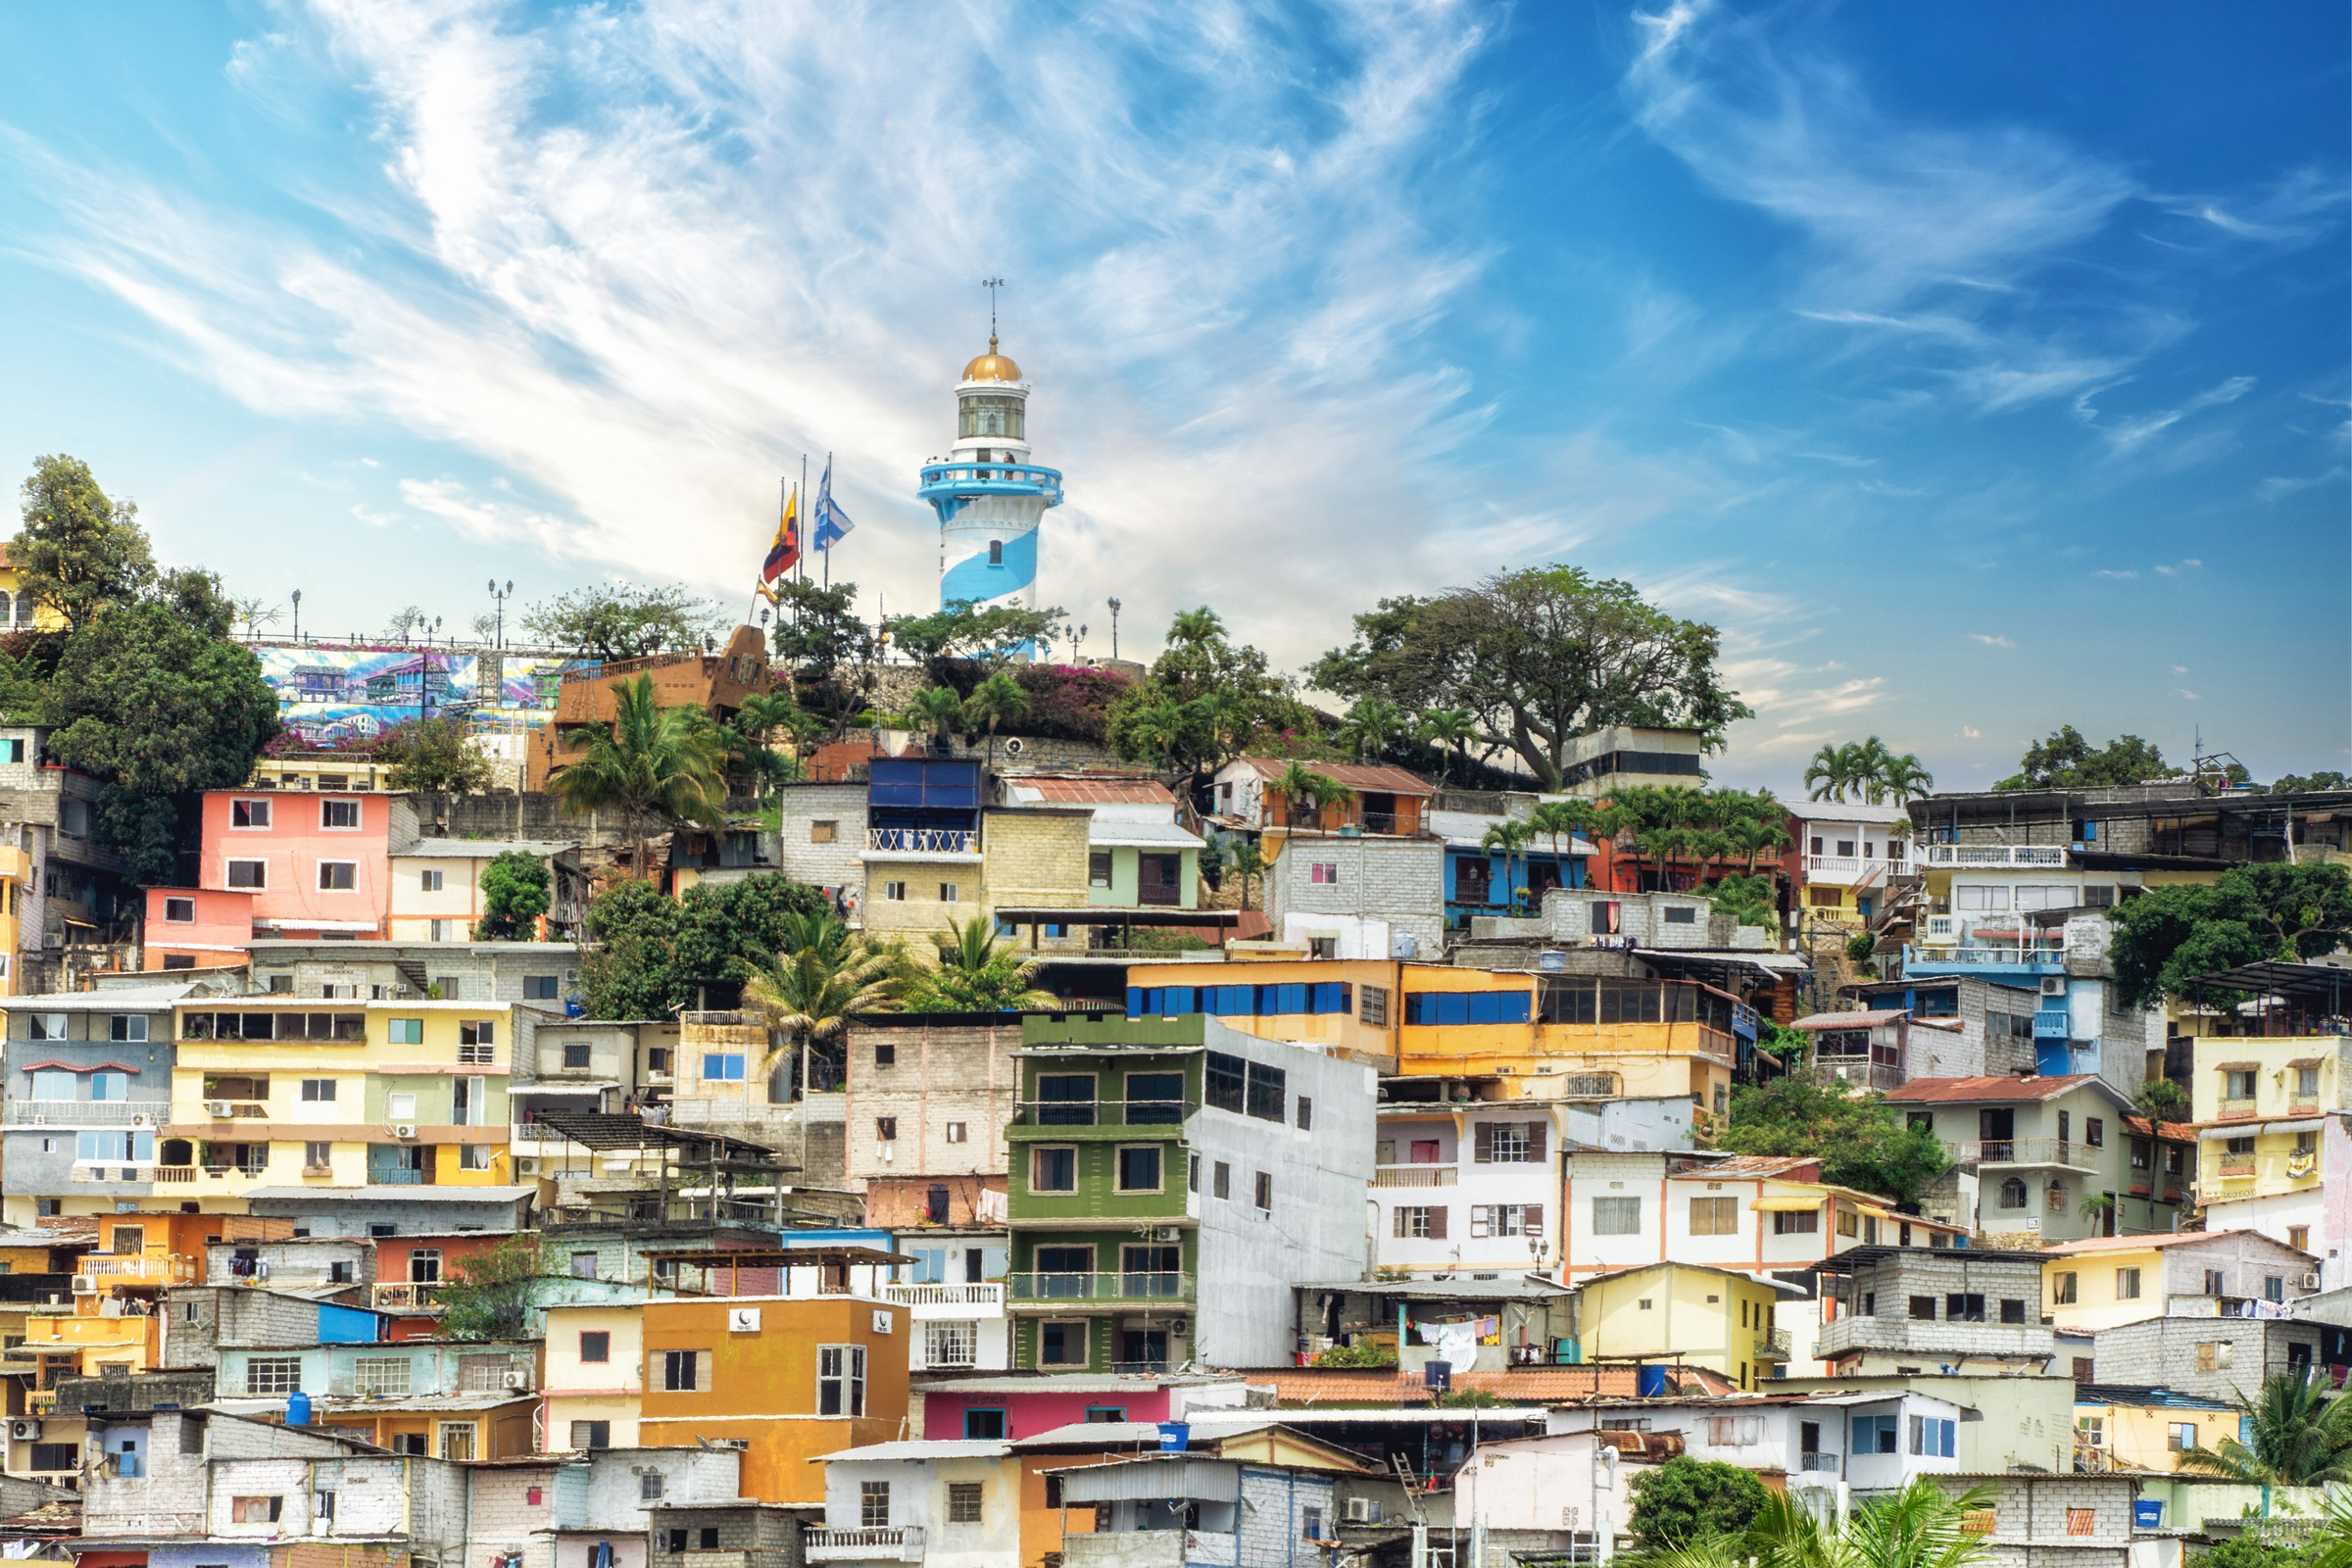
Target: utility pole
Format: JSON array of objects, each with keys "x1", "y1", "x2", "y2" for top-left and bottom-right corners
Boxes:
[
  {"x1": 1107, "y1": 598, "x2": 1121, "y2": 661},
  {"x1": 290, "y1": 589, "x2": 302, "y2": 644}
]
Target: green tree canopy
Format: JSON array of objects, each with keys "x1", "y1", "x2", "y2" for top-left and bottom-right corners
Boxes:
[
  {"x1": 885, "y1": 598, "x2": 1065, "y2": 669},
  {"x1": 2270, "y1": 772, "x2": 2349, "y2": 795},
  {"x1": 2107, "y1": 862, "x2": 2352, "y2": 1008},
  {"x1": 579, "y1": 874, "x2": 833, "y2": 1019},
  {"x1": 1309, "y1": 566, "x2": 1751, "y2": 790},
  {"x1": 434, "y1": 1234, "x2": 554, "y2": 1340},
  {"x1": 1996, "y1": 726, "x2": 2173, "y2": 791},
  {"x1": 375, "y1": 716, "x2": 495, "y2": 794},
  {"x1": 1626, "y1": 1456, "x2": 1773, "y2": 1550},
  {"x1": 1104, "y1": 606, "x2": 1316, "y2": 790},
  {"x1": 2180, "y1": 1370, "x2": 2352, "y2": 1485},
  {"x1": 14, "y1": 454, "x2": 156, "y2": 632},
  {"x1": 905, "y1": 914, "x2": 1057, "y2": 1012},
  {"x1": 476, "y1": 852, "x2": 552, "y2": 941},
  {"x1": 549, "y1": 674, "x2": 729, "y2": 878},
  {"x1": 522, "y1": 581, "x2": 722, "y2": 660},
  {"x1": 1721, "y1": 1075, "x2": 1952, "y2": 1205}
]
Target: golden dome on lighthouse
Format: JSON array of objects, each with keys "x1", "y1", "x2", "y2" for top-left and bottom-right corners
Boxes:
[{"x1": 961, "y1": 333, "x2": 1022, "y2": 383}]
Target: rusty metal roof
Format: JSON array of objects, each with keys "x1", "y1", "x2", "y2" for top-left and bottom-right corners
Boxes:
[{"x1": 1233, "y1": 758, "x2": 1436, "y2": 795}]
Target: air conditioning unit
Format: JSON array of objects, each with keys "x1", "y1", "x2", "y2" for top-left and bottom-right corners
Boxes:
[
  {"x1": 393, "y1": 1124, "x2": 418, "y2": 1140},
  {"x1": 2039, "y1": 977, "x2": 2067, "y2": 997},
  {"x1": 514, "y1": 1158, "x2": 537, "y2": 1175},
  {"x1": 1345, "y1": 1498, "x2": 1373, "y2": 1525},
  {"x1": 1170, "y1": 1318, "x2": 1189, "y2": 1339},
  {"x1": 71, "y1": 1275, "x2": 96, "y2": 1295},
  {"x1": 129, "y1": 1113, "x2": 153, "y2": 1128},
  {"x1": 10, "y1": 1420, "x2": 39, "y2": 1443},
  {"x1": 2305, "y1": 1273, "x2": 2323, "y2": 1289},
  {"x1": 501, "y1": 1370, "x2": 527, "y2": 1390},
  {"x1": 1152, "y1": 1227, "x2": 1181, "y2": 1244},
  {"x1": 207, "y1": 1101, "x2": 234, "y2": 1117}
]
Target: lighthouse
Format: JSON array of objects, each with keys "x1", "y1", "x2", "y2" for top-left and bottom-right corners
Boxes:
[{"x1": 919, "y1": 334, "x2": 1064, "y2": 615}]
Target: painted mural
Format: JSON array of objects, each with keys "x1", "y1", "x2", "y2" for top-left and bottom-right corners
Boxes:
[{"x1": 245, "y1": 644, "x2": 584, "y2": 747}]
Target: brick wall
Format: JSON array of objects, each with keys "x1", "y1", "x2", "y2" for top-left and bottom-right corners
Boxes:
[
  {"x1": 862, "y1": 857, "x2": 983, "y2": 938},
  {"x1": 981, "y1": 808, "x2": 1093, "y2": 909},
  {"x1": 863, "y1": 1176, "x2": 1005, "y2": 1227},
  {"x1": 843, "y1": 1021, "x2": 1019, "y2": 1191}
]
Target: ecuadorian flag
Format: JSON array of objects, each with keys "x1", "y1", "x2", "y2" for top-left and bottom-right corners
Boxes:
[{"x1": 761, "y1": 484, "x2": 801, "y2": 584}]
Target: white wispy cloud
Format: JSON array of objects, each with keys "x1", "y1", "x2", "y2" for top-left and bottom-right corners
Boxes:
[
  {"x1": 1969, "y1": 632, "x2": 2014, "y2": 647},
  {"x1": 6, "y1": 0, "x2": 1504, "y2": 670},
  {"x1": 2093, "y1": 569, "x2": 2138, "y2": 579},
  {"x1": 2093, "y1": 374, "x2": 2255, "y2": 454},
  {"x1": 2153, "y1": 559, "x2": 2203, "y2": 576},
  {"x1": 1960, "y1": 726, "x2": 1982, "y2": 738}
]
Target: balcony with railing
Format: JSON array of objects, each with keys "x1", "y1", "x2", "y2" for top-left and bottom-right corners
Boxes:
[
  {"x1": 879, "y1": 1281, "x2": 1005, "y2": 1309},
  {"x1": 806, "y1": 1528, "x2": 926, "y2": 1563},
  {"x1": 1917, "y1": 844, "x2": 2071, "y2": 868},
  {"x1": 1007, "y1": 1098, "x2": 1194, "y2": 1132},
  {"x1": 1373, "y1": 1164, "x2": 1458, "y2": 1188},
  {"x1": 370, "y1": 1282, "x2": 446, "y2": 1311},
  {"x1": 1955, "y1": 1139, "x2": 2101, "y2": 1171},
  {"x1": 864, "y1": 825, "x2": 979, "y2": 857},
  {"x1": 1903, "y1": 943, "x2": 2068, "y2": 977},
  {"x1": 2217, "y1": 1098, "x2": 2259, "y2": 1121},
  {"x1": 82, "y1": 1254, "x2": 198, "y2": 1283},
  {"x1": 2033, "y1": 1012, "x2": 2072, "y2": 1040},
  {"x1": 1006, "y1": 1270, "x2": 1194, "y2": 1306},
  {"x1": 9, "y1": 1101, "x2": 165, "y2": 1126},
  {"x1": 1756, "y1": 1327, "x2": 1792, "y2": 1360},
  {"x1": 1798, "y1": 1451, "x2": 1840, "y2": 1473}
]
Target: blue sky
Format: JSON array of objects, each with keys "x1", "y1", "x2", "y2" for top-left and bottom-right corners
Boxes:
[{"x1": 0, "y1": 1, "x2": 2343, "y2": 793}]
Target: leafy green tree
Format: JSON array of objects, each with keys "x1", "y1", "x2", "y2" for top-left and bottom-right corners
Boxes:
[
  {"x1": 14, "y1": 455, "x2": 156, "y2": 632},
  {"x1": 476, "y1": 852, "x2": 551, "y2": 941},
  {"x1": 2192, "y1": 1535, "x2": 2317, "y2": 1568},
  {"x1": 2135, "y1": 1077, "x2": 2190, "y2": 1122},
  {"x1": 2107, "y1": 862, "x2": 2352, "y2": 1008},
  {"x1": 375, "y1": 716, "x2": 495, "y2": 793},
  {"x1": 1414, "y1": 707, "x2": 1479, "y2": 784},
  {"x1": 1706, "y1": 872, "x2": 1777, "y2": 932},
  {"x1": 962, "y1": 669, "x2": 1031, "y2": 769},
  {"x1": 2180, "y1": 1371, "x2": 2352, "y2": 1485},
  {"x1": 744, "y1": 910, "x2": 902, "y2": 1082},
  {"x1": 549, "y1": 673, "x2": 730, "y2": 878},
  {"x1": 1996, "y1": 726, "x2": 2173, "y2": 791},
  {"x1": 435, "y1": 1234, "x2": 554, "y2": 1340},
  {"x1": 1340, "y1": 696, "x2": 1407, "y2": 760},
  {"x1": 1721, "y1": 1076, "x2": 1952, "y2": 1205},
  {"x1": 48, "y1": 587, "x2": 279, "y2": 885},
  {"x1": 885, "y1": 599, "x2": 1066, "y2": 669},
  {"x1": 905, "y1": 913, "x2": 1057, "y2": 1012},
  {"x1": 521, "y1": 581, "x2": 721, "y2": 660},
  {"x1": 1628, "y1": 1477, "x2": 1993, "y2": 1568},
  {"x1": 1627, "y1": 1457, "x2": 1773, "y2": 1550},
  {"x1": 1310, "y1": 566, "x2": 1751, "y2": 790},
  {"x1": 2271, "y1": 772, "x2": 2350, "y2": 796},
  {"x1": 579, "y1": 875, "x2": 833, "y2": 1019},
  {"x1": 1106, "y1": 607, "x2": 1314, "y2": 792},
  {"x1": 904, "y1": 686, "x2": 965, "y2": 747},
  {"x1": 1223, "y1": 839, "x2": 1266, "y2": 911}
]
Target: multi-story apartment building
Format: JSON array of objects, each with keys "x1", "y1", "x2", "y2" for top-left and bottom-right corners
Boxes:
[
  {"x1": 1811, "y1": 1246, "x2": 2057, "y2": 1375},
  {"x1": 164, "y1": 997, "x2": 543, "y2": 1198},
  {"x1": 770, "y1": 781, "x2": 871, "y2": 910},
  {"x1": 862, "y1": 757, "x2": 987, "y2": 944},
  {"x1": 1884, "y1": 1075, "x2": 2158, "y2": 1246},
  {"x1": 1128, "y1": 958, "x2": 1751, "y2": 1129},
  {"x1": 242, "y1": 936, "x2": 582, "y2": 1004},
  {"x1": 467, "y1": 1446, "x2": 750, "y2": 1568},
  {"x1": 2071, "y1": 1384, "x2": 2239, "y2": 1475},
  {"x1": 1004, "y1": 1012, "x2": 1374, "y2": 1372},
  {"x1": 1370, "y1": 1096, "x2": 1564, "y2": 1276},
  {"x1": 1, "y1": 984, "x2": 209, "y2": 1222},
  {"x1": 0, "y1": 724, "x2": 137, "y2": 993},
  {"x1": 386, "y1": 836, "x2": 586, "y2": 943},
  {"x1": 2087, "y1": 1311, "x2": 2335, "y2": 1403},
  {"x1": 1208, "y1": 757, "x2": 1445, "y2": 957},
  {"x1": 1573, "y1": 1261, "x2": 1795, "y2": 1388},
  {"x1": 541, "y1": 1294, "x2": 908, "y2": 1504},
  {"x1": 1002, "y1": 775, "x2": 1205, "y2": 915},
  {"x1": 2039, "y1": 1229, "x2": 2321, "y2": 1334},
  {"x1": 165, "y1": 786, "x2": 421, "y2": 946},
  {"x1": 2188, "y1": 1015, "x2": 2351, "y2": 1286},
  {"x1": 1787, "y1": 802, "x2": 1913, "y2": 934}
]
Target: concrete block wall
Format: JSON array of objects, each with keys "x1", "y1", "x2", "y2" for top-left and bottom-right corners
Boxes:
[
  {"x1": 843, "y1": 1021, "x2": 1019, "y2": 1191},
  {"x1": 467, "y1": 1462, "x2": 569, "y2": 1568},
  {"x1": 980, "y1": 808, "x2": 1093, "y2": 911},
  {"x1": 1237, "y1": 1467, "x2": 1336, "y2": 1565},
  {"x1": 769, "y1": 784, "x2": 869, "y2": 893},
  {"x1": 83, "y1": 1414, "x2": 210, "y2": 1537},
  {"x1": 1267, "y1": 837, "x2": 1445, "y2": 956},
  {"x1": 2089, "y1": 1316, "x2": 2321, "y2": 1400}
]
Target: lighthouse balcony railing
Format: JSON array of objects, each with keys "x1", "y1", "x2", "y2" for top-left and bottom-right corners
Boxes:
[{"x1": 917, "y1": 462, "x2": 1065, "y2": 505}]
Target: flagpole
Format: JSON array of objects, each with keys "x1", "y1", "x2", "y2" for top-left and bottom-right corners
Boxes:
[
  {"x1": 798, "y1": 455, "x2": 808, "y2": 587},
  {"x1": 822, "y1": 451, "x2": 833, "y2": 591}
]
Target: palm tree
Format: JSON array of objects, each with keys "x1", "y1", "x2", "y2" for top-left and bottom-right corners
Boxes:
[
  {"x1": 961, "y1": 669, "x2": 1030, "y2": 769},
  {"x1": 744, "y1": 912, "x2": 903, "y2": 1085},
  {"x1": 1805, "y1": 742, "x2": 1861, "y2": 803},
  {"x1": 1529, "y1": 800, "x2": 1592, "y2": 892},
  {"x1": 2180, "y1": 1371, "x2": 2352, "y2": 1485},
  {"x1": 1341, "y1": 697, "x2": 1406, "y2": 760},
  {"x1": 550, "y1": 673, "x2": 729, "y2": 880},
  {"x1": 1167, "y1": 607, "x2": 1225, "y2": 649},
  {"x1": 1188, "y1": 688, "x2": 1248, "y2": 767},
  {"x1": 1877, "y1": 751, "x2": 1936, "y2": 805},
  {"x1": 722, "y1": 691, "x2": 809, "y2": 800},
  {"x1": 1628, "y1": 1477, "x2": 1992, "y2": 1568},
  {"x1": 1125, "y1": 697, "x2": 1195, "y2": 777},
  {"x1": 1273, "y1": 760, "x2": 1340, "y2": 830},
  {"x1": 1482, "y1": 819, "x2": 1534, "y2": 911},
  {"x1": 907, "y1": 913, "x2": 1057, "y2": 1011},
  {"x1": 904, "y1": 686, "x2": 965, "y2": 750},
  {"x1": 1850, "y1": 737, "x2": 1895, "y2": 804},
  {"x1": 1416, "y1": 708, "x2": 1478, "y2": 785},
  {"x1": 1223, "y1": 838, "x2": 1266, "y2": 911}
]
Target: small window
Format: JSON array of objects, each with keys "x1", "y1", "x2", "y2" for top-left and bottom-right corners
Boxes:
[
  {"x1": 301, "y1": 1079, "x2": 336, "y2": 1102},
  {"x1": 2116, "y1": 1267, "x2": 2141, "y2": 1300},
  {"x1": 884, "y1": 881, "x2": 906, "y2": 902},
  {"x1": 1089, "y1": 852, "x2": 1113, "y2": 888},
  {"x1": 1297, "y1": 1097, "x2": 1312, "y2": 1131},
  {"x1": 568, "y1": 1420, "x2": 612, "y2": 1450},
  {"x1": 387, "y1": 1017, "x2": 424, "y2": 1045},
  {"x1": 1116, "y1": 1146, "x2": 1161, "y2": 1192},
  {"x1": 662, "y1": 1349, "x2": 704, "y2": 1392},
  {"x1": 1254, "y1": 1170, "x2": 1273, "y2": 1210},
  {"x1": 818, "y1": 1344, "x2": 868, "y2": 1416},
  {"x1": 810, "y1": 819, "x2": 837, "y2": 843},
  {"x1": 563, "y1": 1043, "x2": 592, "y2": 1068},
  {"x1": 703, "y1": 1053, "x2": 746, "y2": 1082},
  {"x1": 164, "y1": 897, "x2": 195, "y2": 923},
  {"x1": 527, "y1": 976, "x2": 562, "y2": 1000},
  {"x1": 948, "y1": 1482, "x2": 984, "y2": 1523},
  {"x1": 1664, "y1": 906, "x2": 1696, "y2": 924},
  {"x1": 1359, "y1": 986, "x2": 1389, "y2": 1026},
  {"x1": 1592, "y1": 1197, "x2": 1641, "y2": 1236},
  {"x1": 318, "y1": 861, "x2": 357, "y2": 891},
  {"x1": 1213, "y1": 1160, "x2": 1231, "y2": 1200},
  {"x1": 2052, "y1": 1272, "x2": 2078, "y2": 1305},
  {"x1": 964, "y1": 1407, "x2": 1008, "y2": 1439},
  {"x1": 420, "y1": 869, "x2": 445, "y2": 892},
  {"x1": 461, "y1": 1019, "x2": 496, "y2": 1047},
  {"x1": 939, "y1": 882, "x2": 960, "y2": 903},
  {"x1": 640, "y1": 1474, "x2": 664, "y2": 1502},
  {"x1": 2066, "y1": 1511, "x2": 2096, "y2": 1537},
  {"x1": 320, "y1": 799, "x2": 362, "y2": 829},
  {"x1": 1032, "y1": 1147, "x2": 1077, "y2": 1193},
  {"x1": 2085, "y1": 1117, "x2": 2104, "y2": 1148},
  {"x1": 231, "y1": 799, "x2": 272, "y2": 829},
  {"x1": 876, "y1": 1117, "x2": 898, "y2": 1142},
  {"x1": 946, "y1": 1122, "x2": 967, "y2": 1144},
  {"x1": 227, "y1": 859, "x2": 268, "y2": 890}
]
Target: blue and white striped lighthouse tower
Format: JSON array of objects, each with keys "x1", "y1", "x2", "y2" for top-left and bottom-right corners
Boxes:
[{"x1": 918, "y1": 334, "x2": 1064, "y2": 614}]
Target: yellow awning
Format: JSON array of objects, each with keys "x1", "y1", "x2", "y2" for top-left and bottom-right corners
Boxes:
[
  {"x1": 1750, "y1": 1196, "x2": 1824, "y2": 1212},
  {"x1": 1856, "y1": 1203, "x2": 1896, "y2": 1220}
]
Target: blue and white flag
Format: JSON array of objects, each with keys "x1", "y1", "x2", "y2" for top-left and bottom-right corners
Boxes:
[{"x1": 814, "y1": 454, "x2": 858, "y2": 550}]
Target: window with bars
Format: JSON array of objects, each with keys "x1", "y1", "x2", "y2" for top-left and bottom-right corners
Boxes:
[
  {"x1": 352, "y1": 1357, "x2": 411, "y2": 1396},
  {"x1": 948, "y1": 1483, "x2": 984, "y2": 1523},
  {"x1": 925, "y1": 1320, "x2": 978, "y2": 1368},
  {"x1": 245, "y1": 1356, "x2": 304, "y2": 1395}
]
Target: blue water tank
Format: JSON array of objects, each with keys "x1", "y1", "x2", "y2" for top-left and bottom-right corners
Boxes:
[
  {"x1": 1636, "y1": 1365, "x2": 1672, "y2": 1398},
  {"x1": 286, "y1": 1391, "x2": 313, "y2": 1427},
  {"x1": 1156, "y1": 1422, "x2": 1189, "y2": 1451}
]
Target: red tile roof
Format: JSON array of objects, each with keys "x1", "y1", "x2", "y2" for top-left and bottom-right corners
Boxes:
[
  {"x1": 1019, "y1": 777, "x2": 1178, "y2": 805},
  {"x1": 1236, "y1": 758, "x2": 1436, "y2": 796},
  {"x1": 1881, "y1": 1074, "x2": 2098, "y2": 1104}
]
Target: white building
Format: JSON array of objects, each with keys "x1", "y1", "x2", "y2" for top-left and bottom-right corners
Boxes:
[
  {"x1": 811, "y1": 1440, "x2": 1016, "y2": 1568},
  {"x1": 1791, "y1": 803, "x2": 1914, "y2": 932}
]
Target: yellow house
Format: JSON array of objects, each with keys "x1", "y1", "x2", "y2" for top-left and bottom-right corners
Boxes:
[
  {"x1": 2075, "y1": 1388, "x2": 2239, "y2": 1474},
  {"x1": 1573, "y1": 1260, "x2": 1792, "y2": 1391},
  {"x1": 976, "y1": 806, "x2": 1094, "y2": 953},
  {"x1": 386, "y1": 838, "x2": 579, "y2": 942},
  {"x1": 541, "y1": 1300, "x2": 648, "y2": 1451},
  {"x1": 0, "y1": 548, "x2": 68, "y2": 632},
  {"x1": 2041, "y1": 1230, "x2": 2324, "y2": 1334},
  {"x1": 165, "y1": 999, "x2": 527, "y2": 1197},
  {"x1": 2190, "y1": 1033, "x2": 2348, "y2": 1258},
  {"x1": 1127, "y1": 959, "x2": 1741, "y2": 1125}
]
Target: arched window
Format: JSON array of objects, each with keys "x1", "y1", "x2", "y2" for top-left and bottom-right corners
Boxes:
[{"x1": 1998, "y1": 1178, "x2": 2028, "y2": 1209}]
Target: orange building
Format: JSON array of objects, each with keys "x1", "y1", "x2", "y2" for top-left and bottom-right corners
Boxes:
[
  {"x1": 635, "y1": 1294, "x2": 908, "y2": 1504},
  {"x1": 525, "y1": 626, "x2": 775, "y2": 794}
]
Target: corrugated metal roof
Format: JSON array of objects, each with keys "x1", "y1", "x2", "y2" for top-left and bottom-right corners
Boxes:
[
  {"x1": 1234, "y1": 758, "x2": 1436, "y2": 796},
  {"x1": 1790, "y1": 1009, "x2": 1909, "y2": 1029},
  {"x1": 1019, "y1": 779, "x2": 1178, "y2": 805},
  {"x1": 2041, "y1": 1228, "x2": 2304, "y2": 1257},
  {"x1": 1880, "y1": 1075, "x2": 2098, "y2": 1104},
  {"x1": 813, "y1": 1441, "x2": 1012, "y2": 1462},
  {"x1": 1088, "y1": 820, "x2": 1206, "y2": 849}
]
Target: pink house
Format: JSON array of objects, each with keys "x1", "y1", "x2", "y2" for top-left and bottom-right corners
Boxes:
[
  {"x1": 143, "y1": 886, "x2": 258, "y2": 970},
  {"x1": 176, "y1": 789, "x2": 416, "y2": 942},
  {"x1": 916, "y1": 1375, "x2": 1250, "y2": 1441}
]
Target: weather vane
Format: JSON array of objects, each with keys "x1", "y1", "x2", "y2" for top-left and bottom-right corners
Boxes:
[{"x1": 982, "y1": 275, "x2": 1005, "y2": 340}]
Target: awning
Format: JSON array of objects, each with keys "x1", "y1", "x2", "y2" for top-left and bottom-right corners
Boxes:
[
  {"x1": 1750, "y1": 1196, "x2": 1825, "y2": 1212},
  {"x1": 2198, "y1": 1119, "x2": 2325, "y2": 1141}
]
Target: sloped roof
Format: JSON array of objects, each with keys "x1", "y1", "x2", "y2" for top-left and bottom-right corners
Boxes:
[
  {"x1": 1018, "y1": 778, "x2": 1177, "y2": 805},
  {"x1": 2040, "y1": 1229, "x2": 2312, "y2": 1258},
  {"x1": 1881, "y1": 1074, "x2": 2104, "y2": 1104},
  {"x1": 1232, "y1": 758, "x2": 1436, "y2": 796},
  {"x1": 1790, "y1": 1009, "x2": 1908, "y2": 1029}
]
